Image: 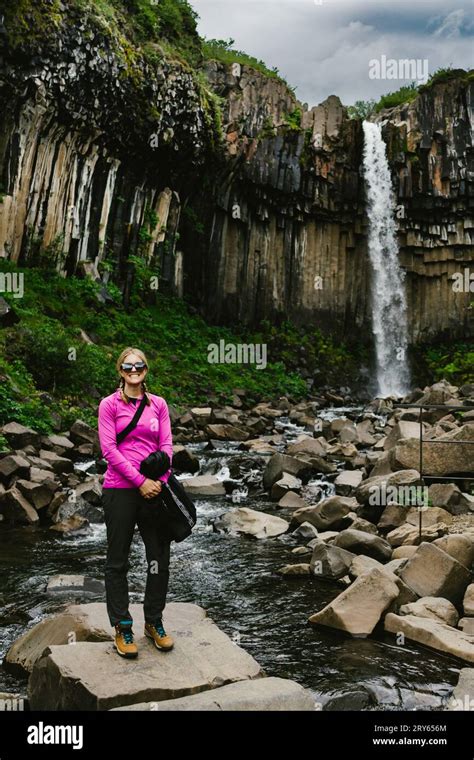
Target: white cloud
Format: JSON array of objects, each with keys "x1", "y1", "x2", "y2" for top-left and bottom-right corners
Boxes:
[
  {"x1": 432, "y1": 10, "x2": 467, "y2": 37},
  {"x1": 193, "y1": 0, "x2": 474, "y2": 106}
]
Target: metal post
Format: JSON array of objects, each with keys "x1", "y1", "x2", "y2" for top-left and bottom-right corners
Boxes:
[{"x1": 419, "y1": 404, "x2": 423, "y2": 545}]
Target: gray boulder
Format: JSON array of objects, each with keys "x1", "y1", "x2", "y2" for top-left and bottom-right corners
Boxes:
[
  {"x1": 0, "y1": 454, "x2": 30, "y2": 486},
  {"x1": 399, "y1": 597, "x2": 459, "y2": 627},
  {"x1": 0, "y1": 486, "x2": 39, "y2": 524},
  {"x1": 2, "y1": 422, "x2": 41, "y2": 449},
  {"x1": 332, "y1": 528, "x2": 392, "y2": 562},
  {"x1": 398, "y1": 542, "x2": 472, "y2": 605},
  {"x1": 290, "y1": 496, "x2": 356, "y2": 531},
  {"x1": 213, "y1": 507, "x2": 289, "y2": 539},
  {"x1": 263, "y1": 454, "x2": 307, "y2": 490},
  {"x1": 310, "y1": 542, "x2": 356, "y2": 580},
  {"x1": 309, "y1": 568, "x2": 399, "y2": 636},
  {"x1": 385, "y1": 613, "x2": 474, "y2": 663}
]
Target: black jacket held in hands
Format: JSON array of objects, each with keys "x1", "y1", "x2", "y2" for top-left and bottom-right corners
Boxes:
[
  {"x1": 139, "y1": 450, "x2": 171, "y2": 480},
  {"x1": 139, "y1": 450, "x2": 197, "y2": 543}
]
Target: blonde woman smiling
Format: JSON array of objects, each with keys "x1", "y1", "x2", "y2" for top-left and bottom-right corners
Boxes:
[{"x1": 98, "y1": 347, "x2": 174, "y2": 658}]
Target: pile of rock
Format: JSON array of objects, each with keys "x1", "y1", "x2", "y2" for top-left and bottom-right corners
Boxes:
[
  {"x1": 0, "y1": 420, "x2": 103, "y2": 534},
  {"x1": 263, "y1": 381, "x2": 474, "y2": 663}
]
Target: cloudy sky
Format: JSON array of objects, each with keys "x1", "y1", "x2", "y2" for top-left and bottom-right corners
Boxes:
[{"x1": 193, "y1": 0, "x2": 474, "y2": 107}]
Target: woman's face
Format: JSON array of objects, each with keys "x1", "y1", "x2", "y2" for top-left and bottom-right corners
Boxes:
[{"x1": 120, "y1": 353, "x2": 148, "y2": 389}]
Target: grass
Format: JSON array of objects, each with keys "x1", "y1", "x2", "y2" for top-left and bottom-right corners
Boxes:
[
  {"x1": 0, "y1": 261, "x2": 370, "y2": 432},
  {"x1": 348, "y1": 67, "x2": 473, "y2": 119},
  {"x1": 201, "y1": 38, "x2": 291, "y2": 88},
  {"x1": 417, "y1": 343, "x2": 474, "y2": 388}
]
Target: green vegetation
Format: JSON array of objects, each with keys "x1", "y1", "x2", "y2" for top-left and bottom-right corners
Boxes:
[
  {"x1": 182, "y1": 205, "x2": 205, "y2": 236},
  {"x1": 194, "y1": 70, "x2": 226, "y2": 150},
  {"x1": 0, "y1": 262, "x2": 371, "y2": 433},
  {"x1": 0, "y1": 264, "x2": 272, "y2": 430},
  {"x1": 77, "y1": 0, "x2": 201, "y2": 65},
  {"x1": 259, "y1": 116, "x2": 278, "y2": 140},
  {"x1": 347, "y1": 100, "x2": 376, "y2": 120},
  {"x1": 419, "y1": 67, "x2": 474, "y2": 93},
  {"x1": 201, "y1": 38, "x2": 289, "y2": 85},
  {"x1": 1, "y1": 0, "x2": 200, "y2": 59},
  {"x1": 0, "y1": 0, "x2": 63, "y2": 50},
  {"x1": 374, "y1": 82, "x2": 419, "y2": 112},
  {"x1": 252, "y1": 319, "x2": 367, "y2": 389},
  {"x1": 348, "y1": 68, "x2": 473, "y2": 119},
  {"x1": 283, "y1": 107, "x2": 302, "y2": 132},
  {"x1": 137, "y1": 205, "x2": 159, "y2": 254},
  {"x1": 348, "y1": 84, "x2": 418, "y2": 119},
  {"x1": 417, "y1": 343, "x2": 474, "y2": 388}
]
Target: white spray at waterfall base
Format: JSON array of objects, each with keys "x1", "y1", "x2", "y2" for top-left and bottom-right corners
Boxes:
[{"x1": 362, "y1": 120, "x2": 410, "y2": 397}]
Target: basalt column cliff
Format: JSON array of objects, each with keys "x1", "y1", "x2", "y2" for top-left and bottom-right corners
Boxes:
[
  {"x1": 0, "y1": 3, "x2": 472, "y2": 343},
  {"x1": 188, "y1": 63, "x2": 473, "y2": 344}
]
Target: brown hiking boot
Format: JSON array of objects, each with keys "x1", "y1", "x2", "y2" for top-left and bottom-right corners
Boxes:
[
  {"x1": 144, "y1": 620, "x2": 174, "y2": 651},
  {"x1": 114, "y1": 621, "x2": 138, "y2": 658}
]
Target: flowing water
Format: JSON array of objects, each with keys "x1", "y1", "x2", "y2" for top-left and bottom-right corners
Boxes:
[
  {"x1": 0, "y1": 410, "x2": 461, "y2": 709},
  {"x1": 362, "y1": 121, "x2": 410, "y2": 398}
]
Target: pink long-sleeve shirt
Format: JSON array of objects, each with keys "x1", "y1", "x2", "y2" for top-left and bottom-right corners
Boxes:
[{"x1": 98, "y1": 389, "x2": 173, "y2": 489}]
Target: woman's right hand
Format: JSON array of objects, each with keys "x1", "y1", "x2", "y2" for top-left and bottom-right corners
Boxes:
[{"x1": 139, "y1": 478, "x2": 162, "y2": 499}]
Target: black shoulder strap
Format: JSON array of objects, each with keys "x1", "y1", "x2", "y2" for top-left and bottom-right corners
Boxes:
[{"x1": 116, "y1": 394, "x2": 148, "y2": 445}]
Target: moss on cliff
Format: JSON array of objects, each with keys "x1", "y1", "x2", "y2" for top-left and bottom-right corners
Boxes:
[
  {"x1": 0, "y1": 0, "x2": 62, "y2": 48},
  {"x1": 347, "y1": 68, "x2": 473, "y2": 118},
  {"x1": 0, "y1": 0, "x2": 224, "y2": 162},
  {"x1": 419, "y1": 67, "x2": 474, "y2": 93},
  {"x1": 201, "y1": 37, "x2": 290, "y2": 87},
  {"x1": 1, "y1": 0, "x2": 201, "y2": 61}
]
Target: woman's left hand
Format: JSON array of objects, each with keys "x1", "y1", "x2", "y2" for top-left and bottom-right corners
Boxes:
[{"x1": 144, "y1": 480, "x2": 162, "y2": 499}]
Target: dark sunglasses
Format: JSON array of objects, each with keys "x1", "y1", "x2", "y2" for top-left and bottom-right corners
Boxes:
[{"x1": 120, "y1": 362, "x2": 147, "y2": 372}]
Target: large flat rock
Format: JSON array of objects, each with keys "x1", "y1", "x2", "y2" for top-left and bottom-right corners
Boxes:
[
  {"x1": 27, "y1": 603, "x2": 264, "y2": 710},
  {"x1": 391, "y1": 424, "x2": 474, "y2": 476},
  {"x1": 7, "y1": 603, "x2": 215, "y2": 675},
  {"x1": 385, "y1": 613, "x2": 474, "y2": 664},
  {"x1": 109, "y1": 676, "x2": 314, "y2": 711}
]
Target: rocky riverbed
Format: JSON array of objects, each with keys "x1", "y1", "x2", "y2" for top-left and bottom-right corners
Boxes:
[{"x1": 1, "y1": 378, "x2": 473, "y2": 710}]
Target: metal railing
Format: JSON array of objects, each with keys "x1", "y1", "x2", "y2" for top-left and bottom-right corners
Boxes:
[{"x1": 395, "y1": 403, "x2": 474, "y2": 542}]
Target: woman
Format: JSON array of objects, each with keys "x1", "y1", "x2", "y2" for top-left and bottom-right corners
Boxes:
[{"x1": 98, "y1": 347, "x2": 174, "y2": 659}]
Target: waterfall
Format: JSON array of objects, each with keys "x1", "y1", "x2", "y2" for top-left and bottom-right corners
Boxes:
[{"x1": 362, "y1": 120, "x2": 410, "y2": 397}]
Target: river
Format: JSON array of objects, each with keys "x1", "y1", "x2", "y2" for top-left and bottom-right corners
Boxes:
[{"x1": 0, "y1": 408, "x2": 461, "y2": 710}]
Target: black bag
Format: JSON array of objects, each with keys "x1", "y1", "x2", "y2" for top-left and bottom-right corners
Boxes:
[{"x1": 153, "y1": 474, "x2": 197, "y2": 543}]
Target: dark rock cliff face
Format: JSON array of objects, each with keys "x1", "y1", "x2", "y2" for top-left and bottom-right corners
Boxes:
[
  {"x1": 185, "y1": 62, "x2": 368, "y2": 340},
  {"x1": 0, "y1": 3, "x2": 220, "y2": 298},
  {"x1": 184, "y1": 64, "x2": 473, "y2": 344},
  {"x1": 0, "y1": 4, "x2": 472, "y2": 343},
  {"x1": 379, "y1": 78, "x2": 474, "y2": 342}
]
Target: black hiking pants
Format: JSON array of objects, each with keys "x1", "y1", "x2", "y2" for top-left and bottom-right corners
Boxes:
[{"x1": 102, "y1": 488, "x2": 171, "y2": 628}]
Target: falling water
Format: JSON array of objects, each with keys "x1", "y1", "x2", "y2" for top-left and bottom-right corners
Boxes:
[{"x1": 362, "y1": 120, "x2": 410, "y2": 397}]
